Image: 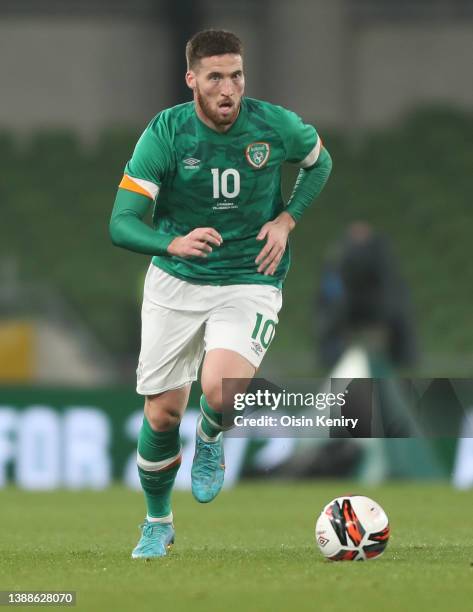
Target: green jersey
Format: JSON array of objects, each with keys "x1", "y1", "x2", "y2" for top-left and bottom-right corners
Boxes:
[{"x1": 120, "y1": 97, "x2": 321, "y2": 287}]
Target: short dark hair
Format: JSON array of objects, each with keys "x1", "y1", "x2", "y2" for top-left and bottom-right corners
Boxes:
[{"x1": 186, "y1": 29, "x2": 243, "y2": 70}]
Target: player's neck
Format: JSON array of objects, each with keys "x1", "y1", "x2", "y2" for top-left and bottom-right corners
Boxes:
[{"x1": 194, "y1": 102, "x2": 241, "y2": 134}]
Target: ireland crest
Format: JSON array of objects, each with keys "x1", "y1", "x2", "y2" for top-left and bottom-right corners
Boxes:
[{"x1": 245, "y1": 142, "x2": 270, "y2": 169}]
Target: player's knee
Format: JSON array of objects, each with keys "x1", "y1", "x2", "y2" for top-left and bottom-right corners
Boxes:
[
  {"x1": 202, "y1": 384, "x2": 237, "y2": 414},
  {"x1": 144, "y1": 398, "x2": 181, "y2": 431},
  {"x1": 146, "y1": 408, "x2": 181, "y2": 431}
]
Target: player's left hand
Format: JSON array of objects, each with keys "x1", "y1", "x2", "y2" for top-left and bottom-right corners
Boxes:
[{"x1": 255, "y1": 212, "x2": 296, "y2": 275}]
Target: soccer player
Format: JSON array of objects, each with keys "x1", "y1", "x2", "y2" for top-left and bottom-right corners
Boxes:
[{"x1": 109, "y1": 29, "x2": 332, "y2": 558}]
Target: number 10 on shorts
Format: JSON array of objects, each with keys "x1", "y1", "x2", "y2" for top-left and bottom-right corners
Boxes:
[{"x1": 251, "y1": 312, "x2": 276, "y2": 349}]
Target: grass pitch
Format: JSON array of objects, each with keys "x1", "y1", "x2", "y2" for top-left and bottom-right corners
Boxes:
[{"x1": 1, "y1": 482, "x2": 472, "y2": 612}]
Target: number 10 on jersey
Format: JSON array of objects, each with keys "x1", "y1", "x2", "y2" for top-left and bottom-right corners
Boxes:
[{"x1": 211, "y1": 168, "x2": 241, "y2": 199}]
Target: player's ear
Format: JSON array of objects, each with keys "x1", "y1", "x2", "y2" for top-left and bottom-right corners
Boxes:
[{"x1": 185, "y1": 70, "x2": 196, "y2": 91}]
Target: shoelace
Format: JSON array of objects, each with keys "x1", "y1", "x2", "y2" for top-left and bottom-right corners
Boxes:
[
  {"x1": 140, "y1": 522, "x2": 171, "y2": 538},
  {"x1": 197, "y1": 441, "x2": 222, "y2": 477}
]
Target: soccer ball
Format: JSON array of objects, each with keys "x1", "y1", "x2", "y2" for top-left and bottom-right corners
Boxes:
[{"x1": 315, "y1": 495, "x2": 389, "y2": 561}]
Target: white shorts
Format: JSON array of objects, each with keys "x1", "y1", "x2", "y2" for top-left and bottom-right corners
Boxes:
[{"x1": 136, "y1": 264, "x2": 283, "y2": 395}]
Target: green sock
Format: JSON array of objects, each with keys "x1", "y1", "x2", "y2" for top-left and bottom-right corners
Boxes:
[
  {"x1": 199, "y1": 394, "x2": 224, "y2": 440},
  {"x1": 137, "y1": 416, "x2": 181, "y2": 519}
]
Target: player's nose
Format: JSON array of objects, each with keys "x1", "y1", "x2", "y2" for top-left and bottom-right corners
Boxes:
[{"x1": 220, "y1": 78, "x2": 234, "y2": 96}]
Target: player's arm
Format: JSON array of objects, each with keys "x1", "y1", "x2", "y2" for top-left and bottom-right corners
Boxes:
[
  {"x1": 283, "y1": 111, "x2": 332, "y2": 223},
  {"x1": 109, "y1": 188, "x2": 174, "y2": 255},
  {"x1": 110, "y1": 115, "x2": 222, "y2": 257},
  {"x1": 256, "y1": 111, "x2": 332, "y2": 275},
  {"x1": 285, "y1": 144, "x2": 333, "y2": 222},
  {"x1": 109, "y1": 116, "x2": 175, "y2": 255},
  {"x1": 110, "y1": 188, "x2": 222, "y2": 257}
]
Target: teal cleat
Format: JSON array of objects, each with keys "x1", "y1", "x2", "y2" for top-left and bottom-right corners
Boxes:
[
  {"x1": 131, "y1": 520, "x2": 175, "y2": 559},
  {"x1": 191, "y1": 429, "x2": 225, "y2": 503}
]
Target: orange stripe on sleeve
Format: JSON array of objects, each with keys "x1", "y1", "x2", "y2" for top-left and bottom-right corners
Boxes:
[{"x1": 119, "y1": 175, "x2": 153, "y2": 199}]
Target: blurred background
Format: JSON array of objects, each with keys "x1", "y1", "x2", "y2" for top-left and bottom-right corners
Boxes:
[{"x1": 1, "y1": 0, "x2": 472, "y2": 490}]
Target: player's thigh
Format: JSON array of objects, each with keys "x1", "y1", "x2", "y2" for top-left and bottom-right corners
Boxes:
[
  {"x1": 202, "y1": 284, "x2": 282, "y2": 409},
  {"x1": 137, "y1": 300, "x2": 206, "y2": 396},
  {"x1": 204, "y1": 284, "x2": 282, "y2": 368}
]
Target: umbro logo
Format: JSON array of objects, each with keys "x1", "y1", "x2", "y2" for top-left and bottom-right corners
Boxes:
[
  {"x1": 250, "y1": 341, "x2": 263, "y2": 356},
  {"x1": 183, "y1": 157, "x2": 200, "y2": 169}
]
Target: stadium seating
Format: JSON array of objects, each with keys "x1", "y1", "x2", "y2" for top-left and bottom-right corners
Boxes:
[{"x1": 1, "y1": 108, "x2": 471, "y2": 372}]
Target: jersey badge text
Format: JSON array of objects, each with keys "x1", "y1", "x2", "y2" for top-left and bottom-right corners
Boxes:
[{"x1": 245, "y1": 142, "x2": 270, "y2": 169}]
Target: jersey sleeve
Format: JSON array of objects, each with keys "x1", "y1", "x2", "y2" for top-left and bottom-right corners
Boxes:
[
  {"x1": 278, "y1": 108, "x2": 321, "y2": 168},
  {"x1": 119, "y1": 113, "x2": 173, "y2": 201}
]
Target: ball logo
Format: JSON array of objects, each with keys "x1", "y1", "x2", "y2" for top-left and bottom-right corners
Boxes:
[
  {"x1": 317, "y1": 535, "x2": 329, "y2": 547},
  {"x1": 245, "y1": 142, "x2": 270, "y2": 169}
]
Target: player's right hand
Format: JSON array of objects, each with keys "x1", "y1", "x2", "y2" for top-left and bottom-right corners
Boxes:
[{"x1": 167, "y1": 227, "x2": 223, "y2": 258}]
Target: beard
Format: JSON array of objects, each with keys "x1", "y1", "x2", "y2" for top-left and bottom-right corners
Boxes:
[{"x1": 195, "y1": 86, "x2": 240, "y2": 127}]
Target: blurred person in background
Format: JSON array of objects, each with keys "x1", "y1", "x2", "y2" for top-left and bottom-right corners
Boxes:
[
  {"x1": 315, "y1": 222, "x2": 417, "y2": 371},
  {"x1": 252, "y1": 216, "x2": 443, "y2": 481},
  {"x1": 283, "y1": 221, "x2": 435, "y2": 482}
]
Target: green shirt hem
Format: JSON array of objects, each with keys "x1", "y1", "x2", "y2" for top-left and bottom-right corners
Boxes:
[{"x1": 151, "y1": 257, "x2": 284, "y2": 289}]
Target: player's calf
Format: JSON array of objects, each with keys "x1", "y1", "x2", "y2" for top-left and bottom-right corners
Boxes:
[
  {"x1": 191, "y1": 395, "x2": 226, "y2": 503},
  {"x1": 133, "y1": 390, "x2": 188, "y2": 557}
]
